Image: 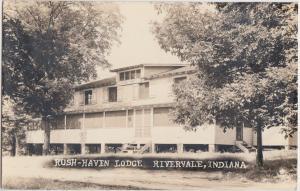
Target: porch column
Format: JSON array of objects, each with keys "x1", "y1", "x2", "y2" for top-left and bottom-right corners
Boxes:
[
  {"x1": 63, "y1": 144, "x2": 68, "y2": 155},
  {"x1": 285, "y1": 145, "x2": 290, "y2": 150},
  {"x1": 151, "y1": 143, "x2": 156, "y2": 153},
  {"x1": 177, "y1": 144, "x2": 184, "y2": 154},
  {"x1": 209, "y1": 144, "x2": 217, "y2": 152},
  {"x1": 81, "y1": 144, "x2": 86, "y2": 155},
  {"x1": 101, "y1": 143, "x2": 106, "y2": 154}
]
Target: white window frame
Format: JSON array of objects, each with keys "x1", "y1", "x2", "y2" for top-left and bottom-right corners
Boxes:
[{"x1": 84, "y1": 89, "x2": 93, "y2": 105}]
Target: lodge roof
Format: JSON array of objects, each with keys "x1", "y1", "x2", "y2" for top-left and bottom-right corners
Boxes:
[
  {"x1": 75, "y1": 77, "x2": 116, "y2": 91},
  {"x1": 110, "y1": 63, "x2": 186, "y2": 72},
  {"x1": 144, "y1": 65, "x2": 197, "y2": 79},
  {"x1": 75, "y1": 64, "x2": 196, "y2": 90}
]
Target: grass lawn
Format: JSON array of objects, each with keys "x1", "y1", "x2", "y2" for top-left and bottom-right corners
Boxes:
[
  {"x1": 2, "y1": 150, "x2": 297, "y2": 190},
  {"x1": 224, "y1": 158, "x2": 297, "y2": 183},
  {"x1": 3, "y1": 177, "x2": 146, "y2": 190}
]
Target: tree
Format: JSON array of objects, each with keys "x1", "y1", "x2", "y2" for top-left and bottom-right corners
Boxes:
[
  {"x1": 153, "y1": 2, "x2": 297, "y2": 167},
  {"x1": 2, "y1": 97, "x2": 29, "y2": 156},
  {"x1": 2, "y1": 1, "x2": 122, "y2": 155}
]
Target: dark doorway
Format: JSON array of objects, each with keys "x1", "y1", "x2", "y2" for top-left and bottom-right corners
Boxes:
[{"x1": 236, "y1": 126, "x2": 243, "y2": 141}]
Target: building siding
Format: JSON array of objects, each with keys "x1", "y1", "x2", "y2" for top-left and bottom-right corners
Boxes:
[
  {"x1": 252, "y1": 126, "x2": 297, "y2": 146},
  {"x1": 25, "y1": 64, "x2": 297, "y2": 149}
]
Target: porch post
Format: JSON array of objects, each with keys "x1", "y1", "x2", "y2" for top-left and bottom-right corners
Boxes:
[
  {"x1": 285, "y1": 145, "x2": 290, "y2": 150},
  {"x1": 177, "y1": 143, "x2": 184, "y2": 153},
  {"x1": 209, "y1": 144, "x2": 217, "y2": 152},
  {"x1": 81, "y1": 144, "x2": 86, "y2": 155},
  {"x1": 63, "y1": 144, "x2": 68, "y2": 155},
  {"x1": 101, "y1": 143, "x2": 106, "y2": 154},
  {"x1": 151, "y1": 143, "x2": 156, "y2": 153}
]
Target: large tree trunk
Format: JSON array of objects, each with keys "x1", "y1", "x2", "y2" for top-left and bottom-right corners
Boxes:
[
  {"x1": 15, "y1": 135, "x2": 20, "y2": 156},
  {"x1": 256, "y1": 124, "x2": 264, "y2": 167},
  {"x1": 42, "y1": 117, "x2": 50, "y2": 155},
  {"x1": 10, "y1": 134, "x2": 16, "y2": 156}
]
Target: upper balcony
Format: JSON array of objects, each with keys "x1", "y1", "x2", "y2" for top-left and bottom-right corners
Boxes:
[
  {"x1": 110, "y1": 63, "x2": 186, "y2": 85},
  {"x1": 65, "y1": 63, "x2": 194, "y2": 114}
]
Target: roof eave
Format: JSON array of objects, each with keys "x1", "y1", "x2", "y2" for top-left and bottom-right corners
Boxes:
[
  {"x1": 110, "y1": 63, "x2": 186, "y2": 72},
  {"x1": 145, "y1": 69, "x2": 197, "y2": 80}
]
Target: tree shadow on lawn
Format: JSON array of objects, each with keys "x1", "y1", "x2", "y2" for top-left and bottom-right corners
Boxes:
[
  {"x1": 225, "y1": 158, "x2": 297, "y2": 182},
  {"x1": 3, "y1": 177, "x2": 149, "y2": 190}
]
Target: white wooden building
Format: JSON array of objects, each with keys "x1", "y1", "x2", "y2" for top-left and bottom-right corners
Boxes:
[{"x1": 25, "y1": 63, "x2": 297, "y2": 155}]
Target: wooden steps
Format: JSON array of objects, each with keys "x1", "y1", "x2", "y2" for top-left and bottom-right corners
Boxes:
[{"x1": 235, "y1": 141, "x2": 256, "y2": 153}]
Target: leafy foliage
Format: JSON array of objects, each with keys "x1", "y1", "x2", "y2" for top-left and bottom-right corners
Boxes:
[
  {"x1": 153, "y1": 2, "x2": 297, "y2": 135},
  {"x1": 3, "y1": 1, "x2": 122, "y2": 118},
  {"x1": 153, "y1": 2, "x2": 297, "y2": 167},
  {"x1": 2, "y1": 97, "x2": 29, "y2": 156},
  {"x1": 2, "y1": 1, "x2": 122, "y2": 155}
]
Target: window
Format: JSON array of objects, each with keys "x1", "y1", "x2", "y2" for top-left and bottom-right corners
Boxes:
[
  {"x1": 51, "y1": 116, "x2": 65, "y2": 129},
  {"x1": 143, "y1": 109, "x2": 151, "y2": 137},
  {"x1": 68, "y1": 96, "x2": 75, "y2": 106},
  {"x1": 120, "y1": 73, "x2": 125, "y2": 81},
  {"x1": 108, "y1": 87, "x2": 117, "y2": 102},
  {"x1": 127, "y1": 110, "x2": 134, "y2": 128},
  {"x1": 85, "y1": 90, "x2": 93, "y2": 105},
  {"x1": 135, "y1": 110, "x2": 143, "y2": 137},
  {"x1": 85, "y1": 112, "x2": 103, "y2": 129},
  {"x1": 130, "y1": 70, "x2": 135, "y2": 79},
  {"x1": 125, "y1": 71, "x2": 130, "y2": 80},
  {"x1": 153, "y1": 107, "x2": 178, "y2": 127},
  {"x1": 139, "y1": 82, "x2": 149, "y2": 99},
  {"x1": 136, "y1": 69, "x2": 141, "y2": 78},
  {"x1": 66, "y1": 114, "x2": 82, "y2": 129},
  {"x1": 174, "y1": 76, "x2": 187, "y2": 84},
  {"x1": 119, "y1": 69, "x2": 141, "y2": 81},
  {"x1": 105, "y1": 111, "x2": 126, "y2": 128}
]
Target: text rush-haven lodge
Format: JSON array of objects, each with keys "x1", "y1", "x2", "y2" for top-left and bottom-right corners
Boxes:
[{"x1": 26, "y1": 63, "x2": 297, "y2": 155}]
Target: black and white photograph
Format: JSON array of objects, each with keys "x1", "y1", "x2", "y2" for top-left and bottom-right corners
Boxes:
[{"x1": 1, "y1": 1, "x2": 298, "y2": 190}]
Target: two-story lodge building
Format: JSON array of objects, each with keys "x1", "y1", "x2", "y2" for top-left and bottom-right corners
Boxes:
[{"x1": 26, "y1": 63, "x2": 297, "y2": 155}]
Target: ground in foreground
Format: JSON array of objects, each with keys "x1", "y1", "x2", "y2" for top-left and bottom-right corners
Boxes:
[{"x1": 2, "y1": 150, "x2": 297, "y2": 190}]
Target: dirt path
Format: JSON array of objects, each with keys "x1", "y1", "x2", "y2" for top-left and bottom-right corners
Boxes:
[{"x1": 2, "y1": 156, "x2": 296, "y2": 190}]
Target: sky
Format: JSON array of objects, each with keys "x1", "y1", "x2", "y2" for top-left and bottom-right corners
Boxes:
[{"x1": 96, "y1": 2, "x2": 183, "y2": 79}]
